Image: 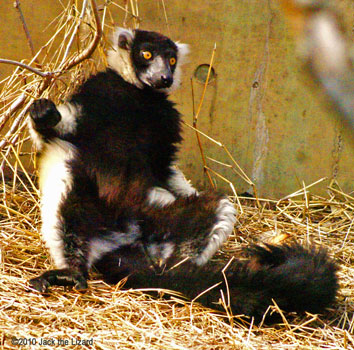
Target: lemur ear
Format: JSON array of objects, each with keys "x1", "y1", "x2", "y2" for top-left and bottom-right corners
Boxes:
[
  {"x1": 118, "y1": 29, "x2": 134, "y2": 50},
  {"x1": 176, "y1": 42, "x2": 189, "y2": 64}
]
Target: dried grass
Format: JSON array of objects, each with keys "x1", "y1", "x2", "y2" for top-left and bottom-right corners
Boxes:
[
  {"x1": 0, "y1": 1, "x2": 353, "y2": 349},
  {"x1": 1, "y1": 176, "x2": 353, "y2": 349}
]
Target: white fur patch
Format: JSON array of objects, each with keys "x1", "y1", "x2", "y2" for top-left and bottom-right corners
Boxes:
[
  {"x1": 38, "y1": 139, "x2": 77, "y2": 268},
  {"x1": 87, "y1": 222, "x2": 141, "y2": 268},
  {"x1": 138, "y1": 56, "x2": 165, "y2": 87},
  {"x1": 146, "y1": 167, "x2": 196, "y2": 207},
  {"x1": 147, "y1": 187, "x2": 176, "y2": 207},
  {"x1": 146, "y1": 242, "x2": 175, "y2": 264},
  {"x1": 27, "y1": 116, "x2": 44, "y2": 150},
  {"x1": 176, "y1": 42, "x2": 189, "y2": 64},
  {"x1": 195, "y1": 198, "x2": 237, "y2": 266},
  {"x1": 55, "y1": 103, "x2": 81, "y2": 136},
  {"x1": 167, "y1": 166, "x2": 198, "y2": 197},
  {"x1": 108, "y1": 28, "x2": 143, "y2": 88}
]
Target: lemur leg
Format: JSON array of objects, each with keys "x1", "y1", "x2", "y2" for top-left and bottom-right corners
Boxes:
[
  {"x1": 29, "y1": 138, "x2": 95, "y2": 293},
  {"x1": 36, "y1": 139, "x2": 76, "y2": 269},
  {"x1": 29, "y1": 269, "x2": 88, "y2": 293},
  {"x1": 30, "y1": 222, "x2": 143, "y2": 293},
  {"x1": 29, "y1": 138, "x2": 85, "y2": 292},
  {"x1": 28, "y1": 98, "x2": 80, "y2": 149},
  {"x1": 30, "y1": 137, "x2": 145, "y2": 292},
  {"x1": 30, "y1": 189, "x2": 92, "y2": 293}
]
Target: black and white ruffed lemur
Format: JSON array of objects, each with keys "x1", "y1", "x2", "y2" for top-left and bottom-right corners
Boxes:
[{"x1": 27, "y1": 28, "x2": 338, "y2": 321}]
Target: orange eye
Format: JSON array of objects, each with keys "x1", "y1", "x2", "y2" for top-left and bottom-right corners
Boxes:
[
  {"x1": 142, "y1": 51, "x2": 152, "y2": 60},
  {"x1": 170, "y1": 57, "x2": 176, "y2": 66}
]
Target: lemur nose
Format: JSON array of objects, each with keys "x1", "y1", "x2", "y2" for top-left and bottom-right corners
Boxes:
[{"x1": 161, "y1": 75, "x2": 173, "y2": 87}]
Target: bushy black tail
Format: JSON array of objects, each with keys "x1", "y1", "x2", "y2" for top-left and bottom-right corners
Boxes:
[
  {"x1": 214, "y1": 243, "x2": 339, "y2": 320},
  {"x1": 98, "y1": 242, "x2": 338, "y2": 321}
]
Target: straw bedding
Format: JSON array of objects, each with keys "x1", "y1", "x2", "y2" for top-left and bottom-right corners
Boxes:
[
  {"x1": 1, "y1": 180, "x2": 353, "y2": 349},
  {"x1": 0, "y1": 1, "x2": 353, "y2": 349}
]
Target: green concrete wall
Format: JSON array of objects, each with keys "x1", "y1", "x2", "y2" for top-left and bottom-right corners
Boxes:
[{"x1": 1, "y1": 0, "x2": 353, "y2": 198}]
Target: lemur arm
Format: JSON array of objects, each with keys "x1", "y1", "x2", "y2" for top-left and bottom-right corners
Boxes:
[
  {"x1": 28, "y1": 98, "x2": 80, "y2": 148},
  {"x1": 147, "y1": 167, "x2": 198, "y2": 207}
]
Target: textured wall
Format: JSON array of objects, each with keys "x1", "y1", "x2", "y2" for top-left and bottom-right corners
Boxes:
[
  {"x1": 1, "y1": 0, "x2": 353, "y2": 197},
  {"x1": 137, "y1": 0, "x2": 354, "y2": 197}
]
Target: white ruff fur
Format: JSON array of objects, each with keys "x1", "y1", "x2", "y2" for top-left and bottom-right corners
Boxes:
[
  {"x1": 38, "y1": 139, "x2": 77, "y2": 268},
  {"x1": 195, "y1": 198, "x2": 237, "y2": 266},
  {"x1": 55, "y1": 103, "x2": 81, "y2": 136},
  {"x1": 108, "y1": 28, "x2": 143, "y2": 88}
]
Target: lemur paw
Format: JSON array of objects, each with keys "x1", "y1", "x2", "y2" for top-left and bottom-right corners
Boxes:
[
  {"x1": 147, "y1": 186, "x2": 176, "y2": 207},
  {"x1": 29, "y1": 98, "x2": 61, "y2": 129}
]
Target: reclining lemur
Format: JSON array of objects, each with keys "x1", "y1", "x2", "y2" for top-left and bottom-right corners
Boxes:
[{"x1": 27, "y1": 28, "x2": 338, "y2": 321}]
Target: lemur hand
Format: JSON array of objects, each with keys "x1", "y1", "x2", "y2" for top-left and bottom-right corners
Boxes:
[{"x1": 29, "y1": 98, "x2": 61, "y2": 129}]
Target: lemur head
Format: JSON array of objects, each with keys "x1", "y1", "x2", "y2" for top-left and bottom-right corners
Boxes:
[{"x1": 108, "y1": 28, "x2": 189, "y2": 93}]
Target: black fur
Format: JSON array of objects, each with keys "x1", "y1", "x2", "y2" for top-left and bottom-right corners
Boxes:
[
  {"x1": 72, "y1": 70, "x2": 182, "y2": 186},
  {"x1": 30, "y1": 99, "x2": 61, "y2": 140},
  {"x1": 28, "y1": 29, "x2": 233, "y2": 291},
  {"x1": 27, "y1": 29, "x2": 338, "y2": 321},
  {"x1": 95, "y1": 243, "x2": 338, "y2": 322}
]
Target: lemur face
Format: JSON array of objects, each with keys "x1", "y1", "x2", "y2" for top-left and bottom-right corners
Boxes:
[
  {"x1": 131, "y1": 30, "x2": 178, "y2": 89},
  {"x1": 116, "y1": 29, "x2": 181, "y2": 90}
]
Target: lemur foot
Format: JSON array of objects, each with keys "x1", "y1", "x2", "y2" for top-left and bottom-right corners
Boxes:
[
  {"x1": 29, "y1": 269, "x2": 88, "y2": 293},
  {"x1": 29, "y1": 98, "x2": 61, "y2": 129}
]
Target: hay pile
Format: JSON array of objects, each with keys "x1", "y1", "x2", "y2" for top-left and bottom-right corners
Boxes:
[
  {"x1": 1, "y1": 179, "x2": 353, "y2": 349},
  {"x1": 0, "y1": 1, "x2": 353, "y2": 349}
]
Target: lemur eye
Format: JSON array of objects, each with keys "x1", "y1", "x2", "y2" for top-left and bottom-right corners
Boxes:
[
  {"x1": 169, "y1": 57, "x2": 177, "y2": 66},
  {"x1": 142, "y1": 51, "x2": 152, "y2": 60}
]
